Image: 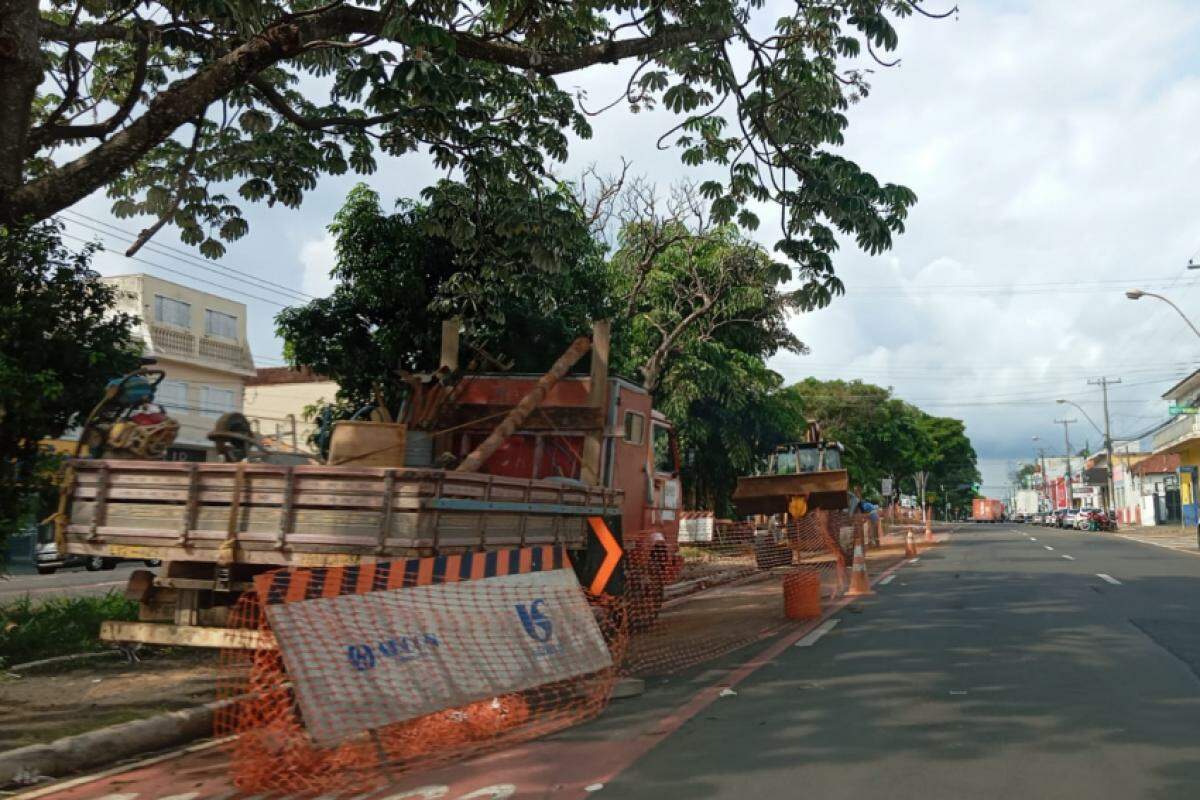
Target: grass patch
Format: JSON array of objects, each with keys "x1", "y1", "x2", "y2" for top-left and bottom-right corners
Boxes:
[{"x1": 0, "y1": 590, "x2": 138, "y2": 668}]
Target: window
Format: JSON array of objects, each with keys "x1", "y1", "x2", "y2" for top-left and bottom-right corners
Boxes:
[
  {"x1": 154, "y1": 295, "x2": 191, "y2": 327},
  {"x1": 652, "y1": 423, "x2": 675, "y2": 474},
  {"x1": 156, "y1": 380, "x2": 188, "y2": 413},
  {"x1": 200, "y1": 385, "x2": 236, "y2": 418},
  {"x1": 204, "y1": 308, "x2": 238, "y2": 339},
  {"x1": 622, "y1": 411, "x2": 645, "y2": 445}
]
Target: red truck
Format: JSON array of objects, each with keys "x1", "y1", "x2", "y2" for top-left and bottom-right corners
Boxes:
[
  {"x1": 55, "y1": 324, "x2": 684, "y2": 648},
  {"x1": 971, "y1": 497, "x2": 1004, "y2": 523}
]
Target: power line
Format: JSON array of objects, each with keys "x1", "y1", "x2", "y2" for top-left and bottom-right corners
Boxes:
[
  {"x1": 58, "y1": 210, "x2": 316, "y2": 303},
  {"x1": 60, "y1": 231, "x2": 289, "y2": 308}
]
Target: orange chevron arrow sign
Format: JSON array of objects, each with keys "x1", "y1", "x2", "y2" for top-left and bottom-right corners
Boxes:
[{"x1": 587, "y1": 516, "x2": 623, "y2": 595}]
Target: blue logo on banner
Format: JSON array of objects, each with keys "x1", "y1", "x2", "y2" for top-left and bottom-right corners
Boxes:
[
  {"x1": 346, "y1": 632, "x2": 440, "y2": 672},
  {"x1": 516, "y1": 598, "x2": 553, "y2": 642},
  {"x1": 516, "y1": 598, "x2": 564, "y2": 657}
]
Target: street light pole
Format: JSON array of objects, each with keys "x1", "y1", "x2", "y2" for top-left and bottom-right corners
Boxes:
[
  {"x1": 1126, "y1": 289, "x2": 1200, "y2": 339},
  {"x1": 1058, "y1": 390, "x2": 1120, "y2": 514},
  {"x1": 1054, "y1": 418, "x2": 1078, "y2": 507},
  {"x1": 1088, "y1": 378, "x2": 1121, "y2": 514},
  {"x1": 1032, "y1": 435, "x2": 1047, "y2": 511}
]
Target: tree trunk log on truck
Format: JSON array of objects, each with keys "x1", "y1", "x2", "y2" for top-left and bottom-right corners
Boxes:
[{"x1": 455, "y1": 335, "x2": 592, "y2": 473}]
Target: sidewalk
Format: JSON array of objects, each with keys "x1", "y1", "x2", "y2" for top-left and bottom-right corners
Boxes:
[{"x1": 1111, "y1": 524, "x2": 1198, "y2": 556}]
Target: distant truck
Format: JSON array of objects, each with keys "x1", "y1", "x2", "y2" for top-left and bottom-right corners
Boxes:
[
  {"x1": 971, "y1": 497, "x2": 1004, "y2": 523},
  {"x1": 1014, "y1": 490, "x2": 1039, "y2": 518}
]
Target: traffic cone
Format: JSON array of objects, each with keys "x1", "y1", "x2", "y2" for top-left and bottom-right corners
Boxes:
[
  {"x1": 846, "y1": 540, "x2": 873, "y2": 596},
  {"x1": 905, "y1": 529, "x2": 918, "y2": 558}
]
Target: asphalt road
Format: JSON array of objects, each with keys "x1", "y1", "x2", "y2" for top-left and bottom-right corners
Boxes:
[
  {"x1": 17, "y1": 525, "x2": 1200, "y2": 800},
  {"x1": 605, "y1": 523, "x2": 1200, "y2": 800},
  {"x1": 0, "y1": 562, "x2": 150, "y2": 602}
]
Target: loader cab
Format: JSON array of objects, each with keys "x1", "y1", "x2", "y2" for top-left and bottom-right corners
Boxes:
[{"x1": 764, "y1": 441, "x2": 844, "y2": 475}]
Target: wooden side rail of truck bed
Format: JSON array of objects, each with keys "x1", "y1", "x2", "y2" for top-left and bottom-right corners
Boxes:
[{"x1": 61, "y1": 459, "x2": 622, "y2": 566}]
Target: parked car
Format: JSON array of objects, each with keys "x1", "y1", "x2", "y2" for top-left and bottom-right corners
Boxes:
[
  {"x1": 34, "y1": 524, "x2": 160, "y2": 575},
  {"x1": 1052, "y1": 508, "x2": 1070, "y2": 528},
  {"x1": 1061, "y1": 508, "x2": 1081, "y2": 529},
  {"x1": 1075, "y1": 507, "x2": 1101, "y2": 530}
]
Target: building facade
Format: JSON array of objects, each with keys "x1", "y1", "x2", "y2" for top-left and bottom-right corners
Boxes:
[
  {"x1": 1151, "y1": 369, "x2": 1200, "y2": 528},
  {"x1": 242, "y1": 367, "x2": 339, "y2": 451},
  {"x1": 103, "y1": 274, "x2": 256, "y2": 460}
]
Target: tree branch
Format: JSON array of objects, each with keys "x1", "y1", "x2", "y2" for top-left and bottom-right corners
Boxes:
[
  {"x1": 124, "y1": 117, "x2": 203, "y2": 257},
  {"x1": 28, "y1": 35, "x2": 148, "y2": 149},
  {"x1": 250, "y1": 76, "x2": 403, "y2": 130},
  {"x1": 9, "y1": 6, "x2": 727, "y2": 225}
]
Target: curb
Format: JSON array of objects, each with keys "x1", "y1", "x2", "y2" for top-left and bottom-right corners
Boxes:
[{"x1": 0, "y1": 698, "x2": 230, "y2": 789}]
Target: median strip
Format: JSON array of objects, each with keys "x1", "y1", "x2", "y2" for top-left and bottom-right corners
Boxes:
[{"x1": 1096, "y1": 573, "x2": 1122, "y2": 585}]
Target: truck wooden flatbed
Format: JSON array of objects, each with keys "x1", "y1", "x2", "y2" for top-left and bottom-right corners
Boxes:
[
  {"x1": 62, "y1": 459, "x2": 618, "y2": 564},
  {"x1": 58, "y1": 459, "x2": 622, "y2": 647}
]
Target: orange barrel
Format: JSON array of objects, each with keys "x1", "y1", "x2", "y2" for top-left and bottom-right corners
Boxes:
[{"x1": 783, "y1": 569, "x2": 822, "y2": 620}]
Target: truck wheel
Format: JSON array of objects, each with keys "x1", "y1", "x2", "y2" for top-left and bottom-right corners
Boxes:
[
  {"x1": 85, "y1": 556, "x2": 105, "y2": 571},
  {"x1": 36, "y1": 566, "x2": 57, "y2": 575}
]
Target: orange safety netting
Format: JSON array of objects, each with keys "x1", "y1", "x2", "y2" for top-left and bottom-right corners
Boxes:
[
  {"x1": 217, "y1": 512, "x2": 928, "y2": 796},
  {"x1": 217, "y1": 548, "x2": 620, "y2": 797},
  {"x1": 614, "y1": 509, "x2": 912, "y2": 676}
]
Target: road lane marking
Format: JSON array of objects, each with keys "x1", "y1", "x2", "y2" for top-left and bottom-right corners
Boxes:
[
  {"x1": 795, "y1": 619, "x2": 839, "y2": 647},
  {"x1": 909, "y1": 557, "x2": 921, "y2": 563},
  {"x1": 1044, "y1": 545, "x2": 1055, "y2": 551},
  {"x1": 1097, "y1": 573, "x2": 1122, "y2": 585},
  {"x1": 879, "y1": 574, "x2": 896, "y2": 585},
  {"x1": 1062, "y1": 554, "x2": 1075, "y2": 560},
  {"x1": 1030, "y1": 537, "x2": 1037, "y2": 541}
]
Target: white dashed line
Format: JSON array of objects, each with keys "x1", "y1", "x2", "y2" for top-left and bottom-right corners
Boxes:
[
  {"x1": 1030, "y1": 537, "x2": 1037, "y2": 541},
  {"x1": 1062, "y1": 554, "x2": 1075, "y2": 560},
  {"x1": 880, "y1": 574, "x2": 897, "y2": 585},
  {"x1": 1044, "y1": 545, "x2": 1055, "y2": 551},
  {"x1": 1097, "y1": 573, "x2": 1122, "y2": 585},
  {"x1": 795, "y1": 619, "x2": 840, "y2": 647},
  {"x1": 909, "y1": 557, "x2": 921, "y2": 564}
]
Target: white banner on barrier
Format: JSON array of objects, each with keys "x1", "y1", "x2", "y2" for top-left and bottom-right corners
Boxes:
[{"x1": 265, "y1": 569, "x2": 612, "y2": 746}]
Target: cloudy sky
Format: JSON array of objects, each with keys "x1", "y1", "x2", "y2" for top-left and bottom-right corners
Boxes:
[{"x1": 62, "y1": 0, "x2": 1200, "y2": 495}]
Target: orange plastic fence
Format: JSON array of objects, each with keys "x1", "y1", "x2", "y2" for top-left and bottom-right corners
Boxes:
[
  {"x1": 217, "y1": 548, "x2": 619, "y2": 797},
  {"x1": 218, "y1": 511, "x2": 921, "y2": 795}
]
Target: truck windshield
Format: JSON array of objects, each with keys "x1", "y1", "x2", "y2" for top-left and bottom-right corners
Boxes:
[{"x1": 823, "y1": 448, "x2": 842, "y2": 470}]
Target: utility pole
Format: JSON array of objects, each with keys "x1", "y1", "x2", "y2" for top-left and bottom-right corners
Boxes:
[
  {"x1": 1055, "y1": 418, "x2": 1078, "y2": 508},
  {"x1": 1088, "y1": 377, "x2": 1122, "y2": 513}
]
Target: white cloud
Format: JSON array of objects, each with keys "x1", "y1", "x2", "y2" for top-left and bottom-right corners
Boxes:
[{"x1": 298, "y1": 233, "x2": 338, "y2": 298}]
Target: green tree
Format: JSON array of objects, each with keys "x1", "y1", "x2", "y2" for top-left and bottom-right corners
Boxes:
[
  {"x1": 916, "y1": 414, "x2": 980, "y2": 516},
  {"x1": 584, "y1": 181, "x2": 811, "y2": 512},
  {"x1": 0, "y1": 222, "x2": 139, "y2": 555},
  {"x1": 3, "y1": 0, "x2": 928, "y2": 303},
  {"x1": 784, "y1": 378, "x2": 978, "y2": 507},
  {"x1": 275, "y1": 179, "x2": 610, "y2": 407}
]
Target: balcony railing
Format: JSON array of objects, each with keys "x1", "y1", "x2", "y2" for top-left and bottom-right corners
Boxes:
[
  {"x1": 1152, "y1": 413, "x2": 1200, "y2": 453},
  {"x1": 148, "y1": 322, "x2": 254, "y2": 372}
]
